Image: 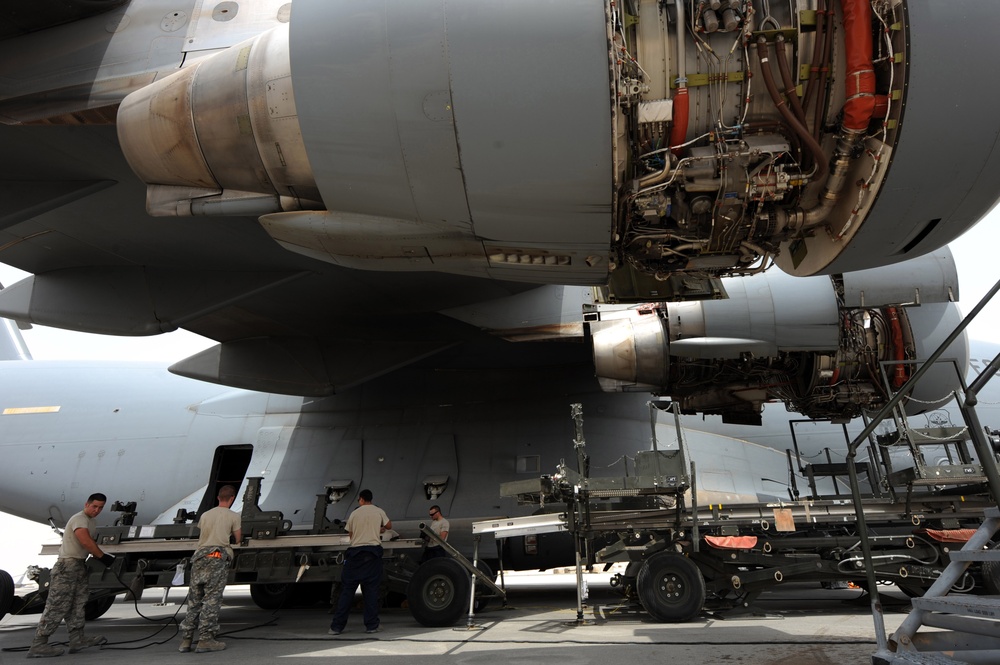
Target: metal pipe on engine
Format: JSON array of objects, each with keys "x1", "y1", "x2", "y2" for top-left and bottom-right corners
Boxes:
[
  {"x1": 755, "y1": 37, "x2": 828, "y2": 183},
  {"x1": 775, "y1": 34, "x2": 808, "y2": 128}
]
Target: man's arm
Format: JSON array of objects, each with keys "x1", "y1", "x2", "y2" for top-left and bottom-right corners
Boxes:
[
  {"x1": 382, "y1": 519, "x2": 392, "y2": 531},
  {"x1": 74, "y1": 527, "x2": 106, "y2": 558},
  {"x1": 231, "y1": 513, "x2": 243, "y2": 544}
]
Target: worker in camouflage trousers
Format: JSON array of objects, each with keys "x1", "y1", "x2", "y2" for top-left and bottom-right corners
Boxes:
[
  {"x1": 28, "y1": 493, "x2": 116, "y2": 659},
  {"x1": 178, "y1": 485, "x2": 242, "y2": 654}
]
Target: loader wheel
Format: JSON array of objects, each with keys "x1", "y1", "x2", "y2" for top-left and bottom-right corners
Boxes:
[
  {"x1": 249, "y1": 583, "x2": 292, "y2": 610},
  {"x1": 637, "y1": 552, "x2": 706, "y2": 623},
  {"x1": 407, "y1": 559, "x2": 470, "y2": 627},
  {"x1": 84, "y1": 595, "x2": 115, "y2": 620},
  {"x1": 0, "y1": 570, "x2": 13, "y2": 620},
  {"x1": 981, "y1": 543, "x2": 1000, "y2": 594}
]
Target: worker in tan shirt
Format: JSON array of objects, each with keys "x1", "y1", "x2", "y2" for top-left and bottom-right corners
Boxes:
[{"x1": 328, "y1": 489, "x2": 391, "y2": 635}]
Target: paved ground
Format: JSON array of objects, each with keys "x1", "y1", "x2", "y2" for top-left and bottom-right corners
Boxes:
[{"x1": 0, "y1": 573, "x2": 917, "y2": 665}]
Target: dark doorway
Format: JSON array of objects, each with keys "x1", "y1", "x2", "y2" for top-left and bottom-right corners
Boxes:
[{"x1": 197, "y1": 445, "x2": 253, "y2": 516}]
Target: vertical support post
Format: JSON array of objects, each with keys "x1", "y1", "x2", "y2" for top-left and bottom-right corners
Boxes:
[
  {"x1": 690, "y1": 460, "x2": 699, "y2": 553},
  {"x1": 466, "y1": 535, "x2": 481, "y2": 628},
  {"x1": 961, "y1": 352, "x2": 1000, "y2": 503},
  {"x1": 495, "y1": 538, "x2": 507, "y2": 608},
  {"x1": 847, "y1": 455, "x2": 888, "y2": 651},
  {"x1": 573, "y1": 485, "x2": 585, "y2": 624}
]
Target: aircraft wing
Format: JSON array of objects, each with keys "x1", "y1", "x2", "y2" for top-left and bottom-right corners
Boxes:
[{"x1": 0, "y1": 121, "x2": 556, "y2": 394}]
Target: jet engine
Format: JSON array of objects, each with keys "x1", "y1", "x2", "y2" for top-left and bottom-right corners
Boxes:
[
  {"x1": 112, "y1": 0, "x2": 1000, "y2": 294},
  {"x1": 589, "y1": 249, "x2": 969, "y2": 423}
]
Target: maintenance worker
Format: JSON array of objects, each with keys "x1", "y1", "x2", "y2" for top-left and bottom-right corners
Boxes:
[
  {"x1": 178, "y1": 485, "x2": 242, "y2": 653},
  {"x1": 422, "y1": 504, "x2": 450, "y2": 561},
  {"x1": 27, "y1": 493, "x2": 114, "y2": 658},
  {"x1": 328, "y1": 489, "x2": 391, "y2": 635}
]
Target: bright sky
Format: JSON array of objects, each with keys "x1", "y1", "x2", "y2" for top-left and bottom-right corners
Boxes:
[{"x1": 0, "y1": 212, "x2": 998, "y2": 581}]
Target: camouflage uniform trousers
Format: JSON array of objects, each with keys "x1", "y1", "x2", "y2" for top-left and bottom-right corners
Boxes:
[
  {"x1": 34, "y1": 558, "x2": 89, "y2": 639},
  {"x1": 179, "y1": 548, "x2": 231, "y2": 640}
]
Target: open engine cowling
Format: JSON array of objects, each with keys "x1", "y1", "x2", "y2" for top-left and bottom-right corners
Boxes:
[{"x1": 589, "y1": 249, "x2": 969, "y2": 423}]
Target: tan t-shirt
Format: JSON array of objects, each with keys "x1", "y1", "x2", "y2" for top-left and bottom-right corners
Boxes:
[
  {"x1": 346, "y1": 504, "x2": 389, "y2": 547},
  {"x1": 195, "y1": 506, "x2": 242, "y2": 558},
  {"x1": 58, "y1": 511, "x2": 95, "y2": 560},
  {"x1": 430, "y1": 517, "x2": 450, "y2": 541}
]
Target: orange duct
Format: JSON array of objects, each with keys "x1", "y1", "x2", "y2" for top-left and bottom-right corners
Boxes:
[
  {"x1": 842, "y1": 0, "x2": 876, "y2": 132},
  {"x1": 886, "y1": 306, "x2": 908, "y2": 388},
  {"x1": 670, "y1": 87, "x2": 689, "y2": 156}
]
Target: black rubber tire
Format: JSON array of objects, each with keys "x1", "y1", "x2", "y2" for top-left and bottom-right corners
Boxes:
[
  {"x1": 637, "y1": 552, "x2": 706, "y2": 623},
  {"x1": 981, "y1": 543, "x2": 1000, "y2": 595},
  {"x1": 84, "y1": 595, "x2": 115, "y2": 620},
  {"x1": 0, "y1": 570, "x2": 13, "y2": 620},
  {"x1": 293, "y1": 582, "x2": 333, "y2": 607},
  {"x1": 249, "y1": 583, "x2": 293, "y2": 610},
  {"x1": 406, "y1": 558, "x2": 470, "y2": 627}
]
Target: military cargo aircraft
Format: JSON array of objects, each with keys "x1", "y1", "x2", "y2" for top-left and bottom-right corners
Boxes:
[
  {"x1": 2, "y1": 0, "x2": 1000, "y2": 619},
  {"x1": 0, "y1": 244, "x2": 996, "y2": 623},
  {"x1": 0, "y1": 248, "x2": 988, "y2": 561}
]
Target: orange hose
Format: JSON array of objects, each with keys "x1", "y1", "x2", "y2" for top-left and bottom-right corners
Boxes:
[
  {"x1": 670, "y1": 87, "x2": 689, "y2": 156},
  {"x1": 886, "y1": 306, "x2": 908, "y2": 388},
  {"x1": 842, "y1": 0, "x2": 876, "y2": 132}
]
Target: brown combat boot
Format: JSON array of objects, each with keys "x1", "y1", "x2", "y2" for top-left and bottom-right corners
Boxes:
[
  {"x1": 195, "y1": 638, "x2": 226, "y2": 653},
  {"x1": 178, "y1": 634, "x2": 194, "y2": 653},
  {"x1": 67, "y1": 631, "x2": 107, "y2": 653},
  {"x1": 26, "y1": 636, "x2": 64, "y2": 658}
]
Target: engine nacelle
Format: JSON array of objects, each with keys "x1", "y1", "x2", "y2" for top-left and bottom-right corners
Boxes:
[
  {"x1": 111, "y1": 1, "x2": 1000, "y2": 291},
  {"x1": 590, "y1": 249, "x2": 969, "y2": 422},
  {"x1": 117, "y1": 24, "x2": 323, "y2": 216}
]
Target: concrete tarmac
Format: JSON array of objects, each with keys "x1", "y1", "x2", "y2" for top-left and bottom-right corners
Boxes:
[{"x1": 0, "y1": 573, "x2": 916, "y2": 665}]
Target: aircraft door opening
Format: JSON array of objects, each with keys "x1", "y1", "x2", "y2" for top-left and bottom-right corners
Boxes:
[{"x1": 197, "y1": 445, "x2": 253, "y2": 516}]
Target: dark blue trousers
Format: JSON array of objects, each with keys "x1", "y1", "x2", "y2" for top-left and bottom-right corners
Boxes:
[{"x1": 330, "y1": 546, "x2": 383, "y2": 632}]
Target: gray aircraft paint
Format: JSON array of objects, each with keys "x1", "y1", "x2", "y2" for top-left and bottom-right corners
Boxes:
[
  {"x1": 1, "y1": 2, "x2": 1000, "y2": 569},
  {"x1": 0, "y1": 337, "x2": 996, "y2": 543},
  {"x1": 1, "y1": 1, "x2": 1000, "y2": 400},
  {"x1": 0, "y1": 355, "x2": 799, "y2": 532}
]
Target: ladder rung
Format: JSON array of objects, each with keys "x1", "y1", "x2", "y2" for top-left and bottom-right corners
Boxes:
[
  {"x1": 807, "y1": 462, "x2": 868, "y2": 475},
  {"x1": 919, "y1": 610, "x2": 1000, "y2": 638},
  {"x1": 911, "y1": 595, "x2": 1000, "y2": 618},
  {"x1": 948, "y1": 550, "x2": 1000, "y2": 562}
]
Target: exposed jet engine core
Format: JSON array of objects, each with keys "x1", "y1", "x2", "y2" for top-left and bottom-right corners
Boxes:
[
  {"x1": 112, "y1": 0, "x2": 1000, "y2": 294},
  {"x1": 589, "y1": 250, "x2": 969, "y2": 423}
]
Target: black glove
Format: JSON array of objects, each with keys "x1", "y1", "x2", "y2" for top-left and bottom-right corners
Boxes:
[{"x1": 99, "y1": 553, "x2": 115, "y2": 567}]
